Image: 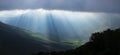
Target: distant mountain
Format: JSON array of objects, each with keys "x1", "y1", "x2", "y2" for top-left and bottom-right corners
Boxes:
[{"x1": 0, "y1": 22, "x2": 80, "y2": 55}]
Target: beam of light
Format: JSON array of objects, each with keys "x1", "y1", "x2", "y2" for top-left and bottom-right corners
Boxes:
[{"x1": 0, "y1": 9, "x2": 120, "y2": 42}]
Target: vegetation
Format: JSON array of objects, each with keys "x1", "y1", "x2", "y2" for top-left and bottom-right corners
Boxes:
[
  {"x1": 61, "y1": 40, "x2": 82, "y2": 48},
  {"x1": 33, "y1": 28, "x2": 120, "y2": 55}
]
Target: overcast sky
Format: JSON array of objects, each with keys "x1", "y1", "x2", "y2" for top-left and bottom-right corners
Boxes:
[{"x1": 0, "y1": 0, "x2": 120, "y2": 13}]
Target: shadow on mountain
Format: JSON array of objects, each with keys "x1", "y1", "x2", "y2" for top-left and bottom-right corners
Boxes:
[
  {"x1": 0, "y1": 22, "x2": 52, "y2": 55},
  {"x1": 33, "y1": 28, "x2": 120, "y2": 55},
  {"x1": 0, "y1": 22, "x2": 73, "y2": 55}
]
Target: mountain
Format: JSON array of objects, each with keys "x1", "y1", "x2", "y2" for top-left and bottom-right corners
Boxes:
[
  {"x1": 75, "y1": 28, "x2": 120, "y2": 55},
  {"x1": 0, "y1": 22, "x2": 79, "y2": 55},
  {"x1": 33, "y1": 28, "x2": 120, "y2": 55},
  {"x1": 0, "y1": 9, "x2": 120, "y2": 55}
]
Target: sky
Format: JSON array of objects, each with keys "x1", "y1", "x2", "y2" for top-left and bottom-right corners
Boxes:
[
  {"x1": 0, "y1": 0, "x2": 120, "y2": 13},
  {"x1": 0, "y1": 0, "x2": 120, "y2": 43},
  {"x1": 0, "y1": 9, "x2": 120, "y2": 41}
]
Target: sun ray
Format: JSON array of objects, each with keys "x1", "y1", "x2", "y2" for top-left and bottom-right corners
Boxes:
[{"x1": 0, "y1": 9, "x2": 120, "y2": 41}]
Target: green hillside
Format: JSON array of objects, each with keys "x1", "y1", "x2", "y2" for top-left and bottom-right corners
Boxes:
[
  {"x1": 25, "y1": 30, "x2": 83, "y2": 48},
  {"x1": 0, "y1": 22, "x2": 83, "y2": 55}
]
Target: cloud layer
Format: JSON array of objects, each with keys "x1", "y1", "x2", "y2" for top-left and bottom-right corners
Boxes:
[{"x1": 0, "y1": 0, "x2": 120, "y2": 13}]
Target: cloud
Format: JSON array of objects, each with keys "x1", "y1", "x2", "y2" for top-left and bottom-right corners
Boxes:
[{"x1": 0, "y1": 0, "x2": 120, "y2": 13}]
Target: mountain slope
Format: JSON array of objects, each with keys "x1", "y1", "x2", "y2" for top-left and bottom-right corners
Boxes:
[
  {"x1": 33, "y1": 28, "x2": 120, "y2": 55},
  {"x1": 0, "y1": 22, "x2": 74, "y2": 55}
]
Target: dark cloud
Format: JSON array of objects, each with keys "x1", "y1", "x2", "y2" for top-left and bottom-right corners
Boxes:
[
  {"x1": 0, "y1": 0, "x2": 120, "y2": 13},
  {"x1": 85, "y1": 0, "x2": 120, "y2": 13}
]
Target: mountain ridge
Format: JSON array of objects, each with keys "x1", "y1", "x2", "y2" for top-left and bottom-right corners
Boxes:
[{"x1": 0, "y1": 22, "x2": 79, "y2": 55}]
